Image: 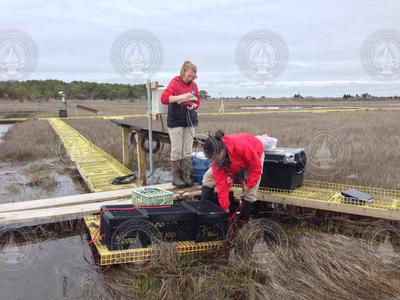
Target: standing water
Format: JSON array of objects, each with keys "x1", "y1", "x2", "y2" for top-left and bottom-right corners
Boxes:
[{"x1": 0, "y1": 124, "x2": 13, "y2": 143}]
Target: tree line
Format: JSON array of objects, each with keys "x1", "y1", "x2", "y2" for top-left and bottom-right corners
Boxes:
[{"x1": 0, "y1": 80, "x2": 147, "y2": 101}]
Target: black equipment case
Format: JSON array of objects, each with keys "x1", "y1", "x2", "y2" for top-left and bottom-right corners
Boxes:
[
  {"x1": 58, "y1": 109, "x2": 67, "y2": 118},
  {"x1": 261, "y1": 148, "x2": 306, "y2": 190}
]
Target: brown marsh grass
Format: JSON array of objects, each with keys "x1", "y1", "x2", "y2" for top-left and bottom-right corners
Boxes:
[
  {"x1": 1, "y1": 98, "x2": 399, "y2": 118},
  {"x1": 0, "y1": 120, "x2": 63, "y2": 161},
  {"x1": 109, "y1": 221, "x2": 400, "y2": 300},
  {"x1": 1, "y1": 109, "x2": 398, "y2": 191},
  {"x1": 1, "y1": 107, "x2": 400, "y2": 299},
  {"x1": 67, "y1": 110, "x2": 400, "y2": 189}
]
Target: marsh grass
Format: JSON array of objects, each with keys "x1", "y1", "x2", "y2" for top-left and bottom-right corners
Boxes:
[
  {"x1": 3, "y1": 102, "x2": 400, "y2": 299},
  {"x1": 111, "y1": 221, "x2": 400, "y2": 300},
  {"x1": 1, "y1": 98, "x2": 399, "y2": 119},
  {"x1": 66, "y1": 110, "x2": 400, "y2": 189},
  {"x1": 0, "y1": 120, "x2": 63, "y2": 161},
  {"x1": 3, "y1": 108, "x2": 399, "y2": 189}
]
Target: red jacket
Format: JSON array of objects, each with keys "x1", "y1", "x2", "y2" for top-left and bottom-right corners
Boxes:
[
  {"x1": 161, "y1": 76, "x2": 201, "y2": 128},
  {"x1": 161, "y1": 76, "x2": 201, "y2": 106},
  {"x1": 212, "y1": 133, "x2": 264, "y2": 211}
]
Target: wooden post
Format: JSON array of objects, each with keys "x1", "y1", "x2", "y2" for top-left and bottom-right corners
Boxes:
[
  {"x1": 150, "y1": 81, "x2": 159, "y2": 89},
  {"x1": 135, "y1": 132, "x2": 147, "y2": 185},
  {"x1": 122, "y1": 127, "x2": 131, "y2": 168},
  {"x1": 151, "y1": 112, "x2": 160, "y2": 121}
]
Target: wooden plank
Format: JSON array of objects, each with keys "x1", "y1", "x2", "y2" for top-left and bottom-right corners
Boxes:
[
  {"x1": 254, "y1": 192, "x2": 400, "y2": 221},
  {"x1": 136, "y1": 132, "x2": 147, "y2": 185},
  {"x1": 76, "y1": 104, "x2": 98, "y2": 114},
  {"x1": 0, "y1": 183, "x2": 201, "y2": 213},
  {"x1": 122, "y1": 127, "x2": 131, "y2": 168},
  {"x1": 0, "y1": 185, "x2": 202, "y2": 226},
  {"x1": 0, "y1": 188, "x2": 136, "y2": 213},
  {"x1": 0, "y1": 198, "x2": 132, "y2": 226}
]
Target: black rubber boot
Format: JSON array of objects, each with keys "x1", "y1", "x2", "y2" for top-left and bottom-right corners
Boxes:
[
  {"x1": 171, "y1": 161, "x2": 186, "y2": 188},
  {"x1": 238, "y1": 200, "x2": 254, "y2": 223},
  {"x1": 180, "y1": 158, "x2": 193, "y2": 187},
  {"x1": 201, "y1": 186, "x2": 218, "y2": 204}
]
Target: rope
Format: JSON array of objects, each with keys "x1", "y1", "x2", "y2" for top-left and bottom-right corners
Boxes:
[{"x1": 186, "y1": 110, "x2": 205, "y2": 146}]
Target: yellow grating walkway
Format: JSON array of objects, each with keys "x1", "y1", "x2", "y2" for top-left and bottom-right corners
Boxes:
[
  {"x1": 260, "y1": 180, "x2": 400, "y2": 210},
  {"x1": 233, "y1": 180, "x2": 400, "y2": 220},
  {"x1": 48, "y1": 118, "x2": 139, "y2": 192},
  {"x1": 84, "y1": 216, "x2": 225, "y2": 266}
]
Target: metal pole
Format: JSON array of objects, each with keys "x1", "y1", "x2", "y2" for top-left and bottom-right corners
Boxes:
[{"x1": 146, "y1": 80, "x2": 153, "y2": 182}]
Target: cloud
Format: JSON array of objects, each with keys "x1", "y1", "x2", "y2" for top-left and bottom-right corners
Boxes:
[{"x1": 0, "y1": 0, "x2": 399, "y2": 96}]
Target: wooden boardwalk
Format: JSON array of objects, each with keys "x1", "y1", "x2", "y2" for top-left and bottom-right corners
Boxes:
[{"x1": 48, "y1": 118, "x2": 139, "y2": 192}]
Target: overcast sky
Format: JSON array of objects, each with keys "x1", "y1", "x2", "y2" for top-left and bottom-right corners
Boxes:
[{"x1": 0, "y1": 0, "x2": 399, "y2": 97}]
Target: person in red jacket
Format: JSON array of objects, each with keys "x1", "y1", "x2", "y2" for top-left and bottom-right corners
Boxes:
[
  {"x1": 201, "y1": 130, "x2": 265, "y2": 222},
  {"x1": 161, "y1": 61, "x2": 201, "y2": 188}
]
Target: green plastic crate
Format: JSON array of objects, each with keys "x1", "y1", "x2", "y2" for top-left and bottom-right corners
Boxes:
[{"x1": 132, "y1": 187, "x2": 174, "y2": 206}]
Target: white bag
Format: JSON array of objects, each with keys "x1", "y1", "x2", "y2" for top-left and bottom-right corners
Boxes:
[{"x1": 256, "y1": 134, "x2": 278, "y2": 151}]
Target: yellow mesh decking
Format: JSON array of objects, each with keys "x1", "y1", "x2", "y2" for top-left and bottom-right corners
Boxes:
[
  {"x1": 233, "y1": 180, "x2": 400, "y2": 219},
  {"x1": 48, "y1": 118, "x2": 139, "y2": 192},
  {"x1": 84, "y1": 216, "x2": 225, "y2": 266}
]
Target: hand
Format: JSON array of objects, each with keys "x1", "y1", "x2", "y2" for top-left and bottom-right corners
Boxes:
[
  {"x1": 187, "y1": 103, "x2": 198, "y2": 110},
  {"x1": 180, "y1": 92, "x2": 193, "y2": 100}
]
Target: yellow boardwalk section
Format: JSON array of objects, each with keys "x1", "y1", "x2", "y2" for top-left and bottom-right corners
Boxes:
[
  {"x1": 244, "y1": 180, "x2": 400, "y2": 220},
  {"x1": 0, "y1": 117, "x2": 28, "y2": 123},
  {"x1": 48, "y1": 118, "x2": 139, "y2": 192},
  {"x1": 84, "y1": 216, "x2": 225, "y2": 266}
]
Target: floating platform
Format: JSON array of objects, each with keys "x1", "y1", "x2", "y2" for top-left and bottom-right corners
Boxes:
[{"x1": 84, "y1": 215, "x2": 225, "y2": 266}]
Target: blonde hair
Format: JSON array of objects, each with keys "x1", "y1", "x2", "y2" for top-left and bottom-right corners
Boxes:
[{"x1": 180, "y1": 60, "x2": 197, "y2": 79}]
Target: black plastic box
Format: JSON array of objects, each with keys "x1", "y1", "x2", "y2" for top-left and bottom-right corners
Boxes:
[
  {"x1": 58, "y1": 109, "x2": 67, "y2": 118},
  {"x1": 100, "y1": 202, "x2": 230, "y2": 251},
  {"x1": 100, "y1": 204, "x2": 146, "y2": 250},
  {"x1": 181, "y1": 200, "x2": 228, "y2": 242},
  {"x1": 141, "y1": 205, "x2": 196, "y2": 242},
  {"x1": 100, "y1": 204, "x2": 197, "y2": 250},
  {"x1": 261, "y1": 148, "x2": 306, "y2": 190}
]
